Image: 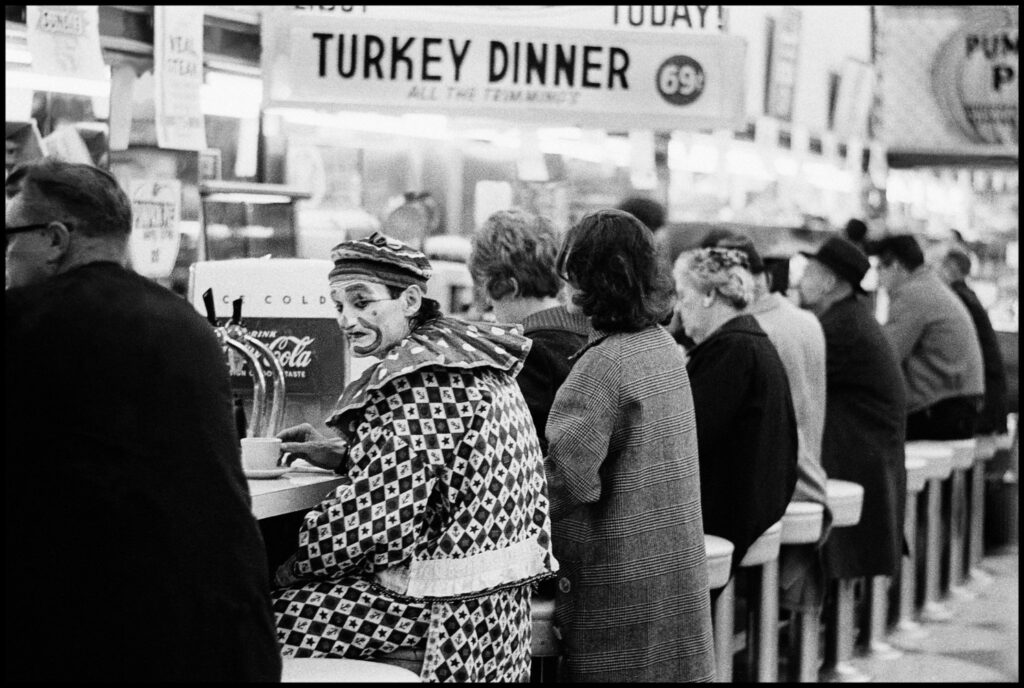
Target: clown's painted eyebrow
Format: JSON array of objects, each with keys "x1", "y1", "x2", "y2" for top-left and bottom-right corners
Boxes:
[{"x1": 343, "y1": 283, "x2": 378, "y2": 297}]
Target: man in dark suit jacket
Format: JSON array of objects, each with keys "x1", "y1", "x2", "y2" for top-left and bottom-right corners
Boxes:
[
  {"x1": 6, "y1": 160, "x2": 281, "y2": 681},
  {"x1": 939, "y1": 247, "x2": 1009, "y2": 435},
  {"x1": 797, "y1": 237, "x2": 907, "y2": 583}
]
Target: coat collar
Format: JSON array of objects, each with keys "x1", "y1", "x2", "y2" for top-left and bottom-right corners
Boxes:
[
  {"x1": 521, "y1": 304, "x2": 591, "y2": 338},
  {"x1": 690, "y1": 314, "x2": 765, "y2": 357},
  {"x1": 326, "y1": 315, "x2": 531, "y2": 427}
]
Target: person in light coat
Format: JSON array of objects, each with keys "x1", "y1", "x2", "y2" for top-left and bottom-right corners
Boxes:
[{"x1": 546, "y1": 209, "x2": 715, "y2": 682}]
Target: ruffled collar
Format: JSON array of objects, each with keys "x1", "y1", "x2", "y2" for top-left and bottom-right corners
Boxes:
[{"x1": 326, "y1": 316, "x2": 531, "y2": 427}]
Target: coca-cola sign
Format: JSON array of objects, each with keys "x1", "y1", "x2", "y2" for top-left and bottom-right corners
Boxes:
[
  {"x1": 931, "y1": 13, "x2": 1018, "y2": 145},
  {"x1": 227, "y1": 318, "x2": 345, "y2": 396},
  {"x1": 268, "y1": 334, "x2": 315, "y2": 369}
]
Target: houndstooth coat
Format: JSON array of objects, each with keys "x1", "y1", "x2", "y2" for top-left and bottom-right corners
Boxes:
[{"x1": 545, "y1": 325, "x2": 715, "y2": 683}]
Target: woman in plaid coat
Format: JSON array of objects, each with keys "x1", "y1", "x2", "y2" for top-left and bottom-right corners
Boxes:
[
  {"x1": 545, "y1": 210, "x2": 716, "y2": 682},
  {"x1": 273, "y1": 233, "x2": 557, "y2": 682}
]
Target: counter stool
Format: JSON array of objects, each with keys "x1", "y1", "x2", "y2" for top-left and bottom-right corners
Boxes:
[
  {"x1": 944, "y1": 438, "x2": 978, "y2": 596},
  {"x1": 821, "y1": 479, "x2": 866, "y2": 682},
  {"x1": 968, "y1": 435, "x2": 1000, "y2": 587},
  {"x1": 530, "y1": 594, "x2": 560, "y2": 681},
  {"x1": 281, "y1": 657, "x2": 421, "y2": 682},
  {"x1": 739, "y1": 520, "x2": 783, "y2": 683},
  {"x1": 705, "y1": 534, "x2": 735, "y2": 682},
  {"x1": 779, "y1": 501, "x2": 824, "y2": 682},
  {"x1": 905, "y1": 441, "x2": 954, "y2": 623},
  {"x1": 892, "y1": 456, "x2": 930, "y2": 644}
]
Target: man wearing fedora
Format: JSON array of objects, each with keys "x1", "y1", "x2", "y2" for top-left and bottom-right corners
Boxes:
[{"x1": 797, "y1": 237, "x2": 907, "y2": 635}]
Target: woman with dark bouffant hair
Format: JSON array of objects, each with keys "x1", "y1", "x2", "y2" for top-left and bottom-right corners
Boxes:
[
  {"x1": 556, "y1": 209, "x2": 676, "y2": 331},
  {"x1": 545, "y1": 209, "x2": 715, "y2": 682}
]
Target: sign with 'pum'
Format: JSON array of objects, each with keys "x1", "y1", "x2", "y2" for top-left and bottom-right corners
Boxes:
[{"x1": 261, "y1": 10, "x2": 746, "y2": 131}]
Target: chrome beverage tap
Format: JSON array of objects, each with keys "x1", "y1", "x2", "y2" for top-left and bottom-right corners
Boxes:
[
  {"x1": 202, "y1": 288, "x2": 268, "y2": 438},
  {"x1": 229, "y1": 297, "x2": 288, "y2": 437}
]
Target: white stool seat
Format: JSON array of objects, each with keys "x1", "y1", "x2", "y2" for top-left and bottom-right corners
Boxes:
[
  {"x1": 995, "y1": 431, "x2": 1014, "y2": 452},
  {"x1": 281, "y1": 657, "x2": 420, "y2": 683},
  {"x1": 533, "y1": 595, "x2": 555, "y2": 620},
  {"x1": 906, "y1": 442, "x2": 954, "y2": 480},
  {"x1": 739, "y1": 520, "x2": 783, "y2": 567},
  {"x1": 945, "y1": 438, "x2": 978, "y2": 469},
  {"x1": 974, "y1": 435, "x2": 998, "y2": 462},
  {"x1": 781, "y1": 501, "x2": 824, "y2": 545},
  {"x1": 906, "y1": 457, "x2": 929, "y2": 493},
  {"x1": 827, "y1": 480, "x2": 864, "y2": 527},
  {"x1": 531, "y1": 595, "x2": 559, "y2": 657},
  {"x1": 704, "y1": 534, "x2": 734, "y2": 589}
]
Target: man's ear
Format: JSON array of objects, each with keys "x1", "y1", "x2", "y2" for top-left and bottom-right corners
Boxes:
[
  {"x1": 401, "y1": 284, "x2": 424, "y2": 316},
  {"x1": 701, "y1": 291, "x2": 715, "y2": 308},
  {"x1": 46, "y1": 221, "x2": 73, "y2": 264}
]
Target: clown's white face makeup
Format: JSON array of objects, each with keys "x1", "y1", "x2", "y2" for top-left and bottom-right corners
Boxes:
[{"x1": 330, "y1": 279, "x2": 416, "y2": 358}]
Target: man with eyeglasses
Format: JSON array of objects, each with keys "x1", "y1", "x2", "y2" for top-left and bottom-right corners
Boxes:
[{"x1": 5, "y1": 159, "x2": 281, "y2": 681}]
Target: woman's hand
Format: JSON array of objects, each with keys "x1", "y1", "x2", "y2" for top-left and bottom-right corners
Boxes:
[{"x1": 276, "y1": 423, "x2": 349, "y2": 471}]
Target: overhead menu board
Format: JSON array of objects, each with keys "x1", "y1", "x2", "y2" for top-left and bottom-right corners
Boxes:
[{"x1": 261, "y1": 7, "x2": 746, "y2": 131}]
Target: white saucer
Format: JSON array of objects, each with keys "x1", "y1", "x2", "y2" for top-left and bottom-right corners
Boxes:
[{"x1": 244, "y1": 467, "x2": 290, "y2": 480}]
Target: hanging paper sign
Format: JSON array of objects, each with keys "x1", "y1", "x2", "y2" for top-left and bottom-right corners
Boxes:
[
  {"x1": 25, "y1": 6, "x2": 106, "y2": 82},
  {"x1": 128, "y1": 179, "x2": 183, "y2": 279},
  {"x1": 154, "y1": 6, "x2": 207, "y2": 151},
  {"x1": 629, "y1": 129, "x2": 657, "y2": 189},
  {"x1": 262, "y1": 11, "x2": 746, "y2": 131},
  {"x1": 764, "y1": 6, "x2": 802, "y2": 122}
]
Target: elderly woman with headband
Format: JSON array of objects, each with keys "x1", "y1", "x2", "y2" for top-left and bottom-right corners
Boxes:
[
  {"x1": 272, "y1": 232, "x2": 556, "y2": 682},
  {"x1": 673, "y1": 247, "x2": 798, "y2": 578},
  {"x1": 544, "y1": 209, "x2": 715, "y2": 682}
]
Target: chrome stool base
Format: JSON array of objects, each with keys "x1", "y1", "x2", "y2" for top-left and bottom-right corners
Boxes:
[
  {"x1": 821, "y1": 662, "x2": 872, "y2": 683},
  {"x1": 920, "y1": 600, "x2": 954, "y2": 623}
]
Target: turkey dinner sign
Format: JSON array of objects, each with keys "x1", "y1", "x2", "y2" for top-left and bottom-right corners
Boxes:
[{"x1": 261, "y1": 9, "x2": 746, "y2": 131}]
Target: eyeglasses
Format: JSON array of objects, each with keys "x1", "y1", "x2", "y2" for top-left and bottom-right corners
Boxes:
[{"x1": 5, "y1": 221, "x2": 73, "y2": 248}]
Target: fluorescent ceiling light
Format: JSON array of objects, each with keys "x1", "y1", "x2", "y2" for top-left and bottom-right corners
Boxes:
[
  {"x1": 6, "y1": 44, "x2": 32, "y2": 65},
  {"x1": 203, "y1": 193, "x2": 294, "y2": 204},
  {"x1": 266, "y1": 107, "x2": 452, "y2": 140},
  {"x1": 201, "y1": 71, "x2": 262, "y2": 118},
  {"x1": 6, "y1": 68, "x2": 110, "y2": 97}
]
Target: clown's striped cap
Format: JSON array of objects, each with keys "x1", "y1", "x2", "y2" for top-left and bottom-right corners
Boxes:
[{"x1": 329, "y1": 231, "x2": 432, "y2": 289}]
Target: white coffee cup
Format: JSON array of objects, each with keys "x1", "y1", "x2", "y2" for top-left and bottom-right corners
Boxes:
[{"x1": 241, "y1": 437, "x2": 283, "y2": 472}]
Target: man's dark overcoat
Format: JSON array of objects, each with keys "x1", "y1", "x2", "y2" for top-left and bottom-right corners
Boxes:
[
  {"x1": 6, "y1": 263, "x2": 281, "y2": 681},
  {"x1": 818, "y1": 294, "x2": 907, "y2": 578}
]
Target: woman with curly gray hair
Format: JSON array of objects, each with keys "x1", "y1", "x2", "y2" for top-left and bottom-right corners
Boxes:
[
  {"x1": 673, "y1": 247, "x2": 799, "y2": 579},
  {"x1": 467, "y1": 209, "x2": 590, "y2": 452}
]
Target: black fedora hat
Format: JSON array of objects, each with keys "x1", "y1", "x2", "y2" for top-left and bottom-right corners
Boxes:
[{"x1": 801, "y1": 236, "x2": 870, "y2": 293}]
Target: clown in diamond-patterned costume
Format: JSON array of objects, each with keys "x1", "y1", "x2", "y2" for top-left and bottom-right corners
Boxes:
[{"x1": 273, "y1": 316, "x2": 557, "y2": 682}]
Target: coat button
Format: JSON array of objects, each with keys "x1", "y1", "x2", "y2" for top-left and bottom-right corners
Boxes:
[{"x1": 558, "y1": 577, "x2": 571, "y2": 594}]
